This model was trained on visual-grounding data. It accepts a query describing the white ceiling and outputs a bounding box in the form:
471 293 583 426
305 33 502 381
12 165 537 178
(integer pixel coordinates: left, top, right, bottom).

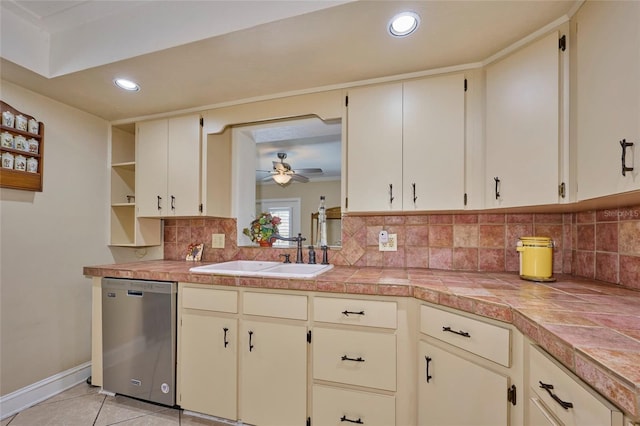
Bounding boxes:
0 0 580 183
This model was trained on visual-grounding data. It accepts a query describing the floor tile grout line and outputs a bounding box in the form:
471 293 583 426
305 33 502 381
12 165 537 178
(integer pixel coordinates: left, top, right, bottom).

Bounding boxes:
92 393 108 426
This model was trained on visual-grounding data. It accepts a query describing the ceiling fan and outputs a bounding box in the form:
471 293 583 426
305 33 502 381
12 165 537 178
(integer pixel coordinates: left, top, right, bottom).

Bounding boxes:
259 152 323 186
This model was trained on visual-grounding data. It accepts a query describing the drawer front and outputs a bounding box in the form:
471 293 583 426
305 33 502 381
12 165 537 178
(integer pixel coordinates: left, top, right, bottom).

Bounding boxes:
182 287 238 313
529 345 623 426
313 327 396 391
420 305 510 367
313 297 397 329
313 385 395 426
243 291 307 320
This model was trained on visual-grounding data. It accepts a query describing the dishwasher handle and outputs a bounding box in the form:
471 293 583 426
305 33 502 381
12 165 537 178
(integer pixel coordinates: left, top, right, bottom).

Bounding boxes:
127 290 144 297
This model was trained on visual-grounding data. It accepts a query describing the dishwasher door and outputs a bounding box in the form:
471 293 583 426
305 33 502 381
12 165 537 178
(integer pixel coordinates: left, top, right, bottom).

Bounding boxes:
102 278 177 406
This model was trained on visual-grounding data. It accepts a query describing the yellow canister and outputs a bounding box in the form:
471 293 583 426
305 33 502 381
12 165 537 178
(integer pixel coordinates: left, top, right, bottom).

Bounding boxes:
516 237 555 282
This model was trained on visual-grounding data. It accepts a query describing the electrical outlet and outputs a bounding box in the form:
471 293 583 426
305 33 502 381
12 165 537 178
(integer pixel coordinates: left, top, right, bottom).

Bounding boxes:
379 233 397 251
211 233 225 249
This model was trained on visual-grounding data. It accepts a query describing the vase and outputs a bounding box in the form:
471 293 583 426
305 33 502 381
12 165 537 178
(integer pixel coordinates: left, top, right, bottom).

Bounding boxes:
258 240 272 247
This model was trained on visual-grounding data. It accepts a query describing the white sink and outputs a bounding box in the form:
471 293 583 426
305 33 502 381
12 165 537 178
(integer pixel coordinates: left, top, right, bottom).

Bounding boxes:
189 260 280 275
189 260 333 278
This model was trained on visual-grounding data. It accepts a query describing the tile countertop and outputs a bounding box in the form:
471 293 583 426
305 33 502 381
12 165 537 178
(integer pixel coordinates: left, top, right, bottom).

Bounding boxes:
84 260 640 418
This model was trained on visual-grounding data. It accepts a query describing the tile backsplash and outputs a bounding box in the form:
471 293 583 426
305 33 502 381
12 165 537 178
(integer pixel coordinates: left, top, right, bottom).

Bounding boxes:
164 204 640 291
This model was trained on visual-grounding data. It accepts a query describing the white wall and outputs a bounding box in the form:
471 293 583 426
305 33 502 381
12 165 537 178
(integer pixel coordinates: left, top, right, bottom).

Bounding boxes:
0 81 143 396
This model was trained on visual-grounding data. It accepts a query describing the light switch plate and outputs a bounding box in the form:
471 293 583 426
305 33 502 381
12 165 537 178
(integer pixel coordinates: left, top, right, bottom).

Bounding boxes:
211 233 225 249
379 233 397 251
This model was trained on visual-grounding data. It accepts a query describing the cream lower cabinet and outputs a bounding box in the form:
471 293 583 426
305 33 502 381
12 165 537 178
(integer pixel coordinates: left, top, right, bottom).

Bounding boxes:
311 296 404 425
526 343 623 426
178 286 238 420
239 292 308 426
418 304 523 426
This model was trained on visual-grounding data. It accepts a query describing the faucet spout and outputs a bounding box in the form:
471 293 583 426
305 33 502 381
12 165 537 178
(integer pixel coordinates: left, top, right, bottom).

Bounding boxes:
270 233 306 263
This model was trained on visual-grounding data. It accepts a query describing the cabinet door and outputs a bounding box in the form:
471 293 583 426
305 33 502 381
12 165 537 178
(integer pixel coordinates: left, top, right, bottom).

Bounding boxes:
485 31 561 208
418 341 508 426
180 313 237 420
576 1 640 200
347 83 403 212
239 320 307 426
167 115 202 216
404 74 466 210
136 119 168 217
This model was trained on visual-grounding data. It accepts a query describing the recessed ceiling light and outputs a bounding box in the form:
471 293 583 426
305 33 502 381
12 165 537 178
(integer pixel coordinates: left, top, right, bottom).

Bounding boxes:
388 12 420 37
114 78 140 92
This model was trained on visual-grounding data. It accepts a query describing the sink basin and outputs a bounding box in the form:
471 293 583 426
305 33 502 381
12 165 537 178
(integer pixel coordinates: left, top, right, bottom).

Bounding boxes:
259 263 333 278
189 260 333 278
189 260 280 275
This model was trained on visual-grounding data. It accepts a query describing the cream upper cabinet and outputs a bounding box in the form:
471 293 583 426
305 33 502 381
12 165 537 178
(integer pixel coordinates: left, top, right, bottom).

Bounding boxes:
347 74 466 212
403 74 466 210
485 31 565 208
347 82 403 212
136 114 202 217
575 1 640 200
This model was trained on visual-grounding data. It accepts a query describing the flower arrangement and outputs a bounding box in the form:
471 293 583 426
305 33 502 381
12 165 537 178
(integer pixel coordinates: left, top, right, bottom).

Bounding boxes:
243 212 281 245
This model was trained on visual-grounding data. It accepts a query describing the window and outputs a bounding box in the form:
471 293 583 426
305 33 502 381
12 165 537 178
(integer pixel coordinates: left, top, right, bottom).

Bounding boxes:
256 198 301 247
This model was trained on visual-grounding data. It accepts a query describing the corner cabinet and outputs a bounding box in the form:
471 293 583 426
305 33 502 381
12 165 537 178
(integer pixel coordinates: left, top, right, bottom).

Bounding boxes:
346 73 466 212
575 1 640 200
1 101 44 191
109 124 160 246
418 304 524 426
136 114 203 217
485 30 567 208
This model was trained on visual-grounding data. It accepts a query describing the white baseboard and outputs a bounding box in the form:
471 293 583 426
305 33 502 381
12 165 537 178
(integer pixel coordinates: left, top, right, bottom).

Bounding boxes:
0 362 92 420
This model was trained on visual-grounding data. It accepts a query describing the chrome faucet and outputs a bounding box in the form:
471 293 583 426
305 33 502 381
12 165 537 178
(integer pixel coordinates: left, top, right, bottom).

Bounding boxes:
270 233 306 263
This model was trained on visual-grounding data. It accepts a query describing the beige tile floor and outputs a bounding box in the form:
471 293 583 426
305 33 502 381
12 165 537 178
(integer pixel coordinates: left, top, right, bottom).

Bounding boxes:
1 382 231 426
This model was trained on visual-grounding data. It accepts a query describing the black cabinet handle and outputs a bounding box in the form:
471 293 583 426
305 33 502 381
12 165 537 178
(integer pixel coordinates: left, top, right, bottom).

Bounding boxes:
412 183 417 203
620 139 634 176
341 355 365 362
223 327 229 348
389 184 394 204
248 330 254 352
494 177 501 199
539 381 573 410
340 415 363 424
442 326 471 338
157 195 162 210
341 310 365 316
171 195 176 210
425 356 433 383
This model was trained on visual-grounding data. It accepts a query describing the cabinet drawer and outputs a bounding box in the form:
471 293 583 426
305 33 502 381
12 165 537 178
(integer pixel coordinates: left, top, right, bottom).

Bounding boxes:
420 305 510 367
313 385 395 426
313 297 397 329
529 345 623 426
182 287 237 313
313 327 396 391
243 292 307 320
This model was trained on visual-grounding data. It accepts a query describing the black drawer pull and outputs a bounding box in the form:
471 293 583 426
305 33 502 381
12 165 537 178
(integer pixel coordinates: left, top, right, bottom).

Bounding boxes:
341 355 365 362
425 356 433 383
157 195 162 210
223 327 229 348
248 330 254 352
539 381 573 410
341 310 365 316
340 415 364 424
442 326 470 338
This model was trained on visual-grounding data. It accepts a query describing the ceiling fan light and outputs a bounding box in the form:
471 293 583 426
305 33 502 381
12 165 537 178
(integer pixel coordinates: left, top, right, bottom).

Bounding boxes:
273 174 292 185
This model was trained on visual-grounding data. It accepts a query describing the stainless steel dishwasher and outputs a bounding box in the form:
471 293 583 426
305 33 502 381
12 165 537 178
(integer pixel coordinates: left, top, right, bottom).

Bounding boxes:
102 278 177 406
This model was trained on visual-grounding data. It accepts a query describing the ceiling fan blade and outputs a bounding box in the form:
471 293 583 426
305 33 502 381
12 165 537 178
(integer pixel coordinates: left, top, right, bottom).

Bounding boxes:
294 168 323 174
290 173 309 183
